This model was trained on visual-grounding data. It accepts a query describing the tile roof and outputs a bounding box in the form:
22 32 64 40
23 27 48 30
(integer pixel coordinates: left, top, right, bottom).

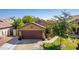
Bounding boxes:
0 20 12 29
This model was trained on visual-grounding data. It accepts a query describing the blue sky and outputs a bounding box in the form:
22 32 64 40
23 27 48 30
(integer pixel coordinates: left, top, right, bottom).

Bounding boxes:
0 9 79 19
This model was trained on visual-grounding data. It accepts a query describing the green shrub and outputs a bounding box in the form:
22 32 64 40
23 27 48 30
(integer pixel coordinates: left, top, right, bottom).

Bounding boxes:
43 43 60 50
43 43 53 50
43 38 61 50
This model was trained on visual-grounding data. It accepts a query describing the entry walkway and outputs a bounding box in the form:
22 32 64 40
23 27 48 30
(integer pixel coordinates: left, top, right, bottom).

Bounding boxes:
43 36 59 43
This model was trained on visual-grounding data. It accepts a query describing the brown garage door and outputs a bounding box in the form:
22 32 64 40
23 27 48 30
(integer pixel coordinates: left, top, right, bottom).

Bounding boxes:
22 30 43 39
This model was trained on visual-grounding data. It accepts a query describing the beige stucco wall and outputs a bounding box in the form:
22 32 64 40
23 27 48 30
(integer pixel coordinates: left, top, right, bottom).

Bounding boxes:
13 29 18 36
0 28 11 37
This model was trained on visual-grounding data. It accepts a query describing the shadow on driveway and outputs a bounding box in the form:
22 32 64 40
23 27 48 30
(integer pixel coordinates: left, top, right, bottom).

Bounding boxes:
7 37 41 45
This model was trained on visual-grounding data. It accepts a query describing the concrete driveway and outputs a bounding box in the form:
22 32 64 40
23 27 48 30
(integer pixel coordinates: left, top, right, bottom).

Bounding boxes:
14 39 43 50
0 37 43 50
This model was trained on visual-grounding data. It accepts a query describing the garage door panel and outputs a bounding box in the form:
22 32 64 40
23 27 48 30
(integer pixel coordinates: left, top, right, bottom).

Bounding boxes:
22 30 42 39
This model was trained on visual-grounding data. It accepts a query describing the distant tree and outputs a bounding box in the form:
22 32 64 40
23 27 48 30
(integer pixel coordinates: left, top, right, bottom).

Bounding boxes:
22 16 37 23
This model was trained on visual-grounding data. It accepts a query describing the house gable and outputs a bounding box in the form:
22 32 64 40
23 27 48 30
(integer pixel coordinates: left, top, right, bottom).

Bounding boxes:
19 23 45 30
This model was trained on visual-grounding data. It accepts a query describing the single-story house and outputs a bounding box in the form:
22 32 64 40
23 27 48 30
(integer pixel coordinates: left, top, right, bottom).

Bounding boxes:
17 22 46 40
0 20 12 37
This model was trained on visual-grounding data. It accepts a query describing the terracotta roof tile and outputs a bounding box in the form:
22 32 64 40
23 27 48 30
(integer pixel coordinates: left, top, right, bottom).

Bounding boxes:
0 20 12 28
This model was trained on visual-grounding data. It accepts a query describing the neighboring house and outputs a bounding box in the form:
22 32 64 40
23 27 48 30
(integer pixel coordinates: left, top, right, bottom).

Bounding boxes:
69 15 79 23
17 22 46 40
70 15 79 34
35 19 47 26
0 20 12 37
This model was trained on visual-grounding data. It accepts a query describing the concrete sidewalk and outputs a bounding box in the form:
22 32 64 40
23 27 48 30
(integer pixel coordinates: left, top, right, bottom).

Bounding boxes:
0 43 16 50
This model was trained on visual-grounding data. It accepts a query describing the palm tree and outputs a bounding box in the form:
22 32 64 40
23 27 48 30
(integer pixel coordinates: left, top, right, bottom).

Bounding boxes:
12 18 24 29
